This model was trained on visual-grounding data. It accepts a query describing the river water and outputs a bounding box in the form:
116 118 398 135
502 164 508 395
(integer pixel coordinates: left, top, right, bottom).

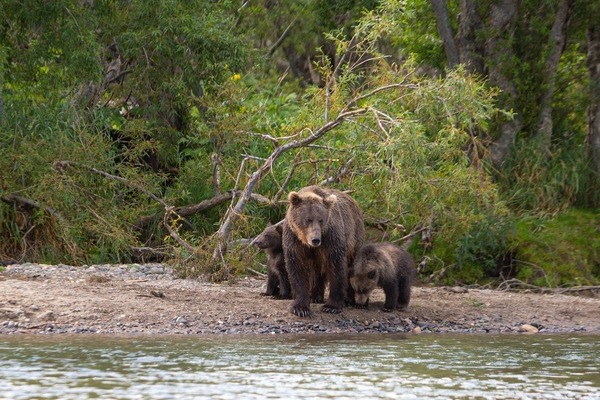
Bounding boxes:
1 334 598 399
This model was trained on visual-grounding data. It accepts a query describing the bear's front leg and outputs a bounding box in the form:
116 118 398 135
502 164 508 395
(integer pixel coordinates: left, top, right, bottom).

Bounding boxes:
321 257 346 314
265 272 280 297
381 281 399 312
290 288 311 317
310 270 326 303
276 275 293 300
286 260 312 316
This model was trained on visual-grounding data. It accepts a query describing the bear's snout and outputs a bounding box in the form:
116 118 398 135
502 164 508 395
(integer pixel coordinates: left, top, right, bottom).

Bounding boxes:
311 237 321 246
355 293 369 306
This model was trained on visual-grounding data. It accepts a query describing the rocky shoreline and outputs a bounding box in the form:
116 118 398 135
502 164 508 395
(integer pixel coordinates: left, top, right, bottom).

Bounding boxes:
1 263 599 335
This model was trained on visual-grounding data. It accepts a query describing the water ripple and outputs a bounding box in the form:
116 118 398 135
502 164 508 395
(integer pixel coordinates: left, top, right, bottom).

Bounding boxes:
0 334 598 399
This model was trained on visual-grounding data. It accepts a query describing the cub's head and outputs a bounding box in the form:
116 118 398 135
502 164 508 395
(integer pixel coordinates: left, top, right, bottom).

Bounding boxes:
350 246 380 306
287 190 336 248
253 223 283 251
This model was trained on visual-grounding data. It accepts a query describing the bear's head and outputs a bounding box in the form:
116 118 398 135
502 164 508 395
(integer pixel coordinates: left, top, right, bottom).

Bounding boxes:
287 190 337 248
349 247 380 306
253 223 283 251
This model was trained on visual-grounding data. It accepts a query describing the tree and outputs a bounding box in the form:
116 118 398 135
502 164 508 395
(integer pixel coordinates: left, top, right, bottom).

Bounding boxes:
587 19 600 206
536 0 574 150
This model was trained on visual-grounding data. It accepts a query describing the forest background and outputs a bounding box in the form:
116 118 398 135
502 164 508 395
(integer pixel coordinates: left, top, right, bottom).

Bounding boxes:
1 0 598 288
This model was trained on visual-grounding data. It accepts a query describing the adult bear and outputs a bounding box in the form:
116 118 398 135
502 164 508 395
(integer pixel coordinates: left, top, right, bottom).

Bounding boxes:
283 185 364 317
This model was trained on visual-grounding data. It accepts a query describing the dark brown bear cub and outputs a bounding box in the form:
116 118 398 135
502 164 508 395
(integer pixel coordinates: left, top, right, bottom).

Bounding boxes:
283 185 364 317
253 223 292 299
350 242 415 312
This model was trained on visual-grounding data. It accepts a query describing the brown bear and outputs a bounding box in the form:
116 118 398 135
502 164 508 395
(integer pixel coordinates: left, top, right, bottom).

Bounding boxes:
349 242 415 312
283 185 364 317
253 223 292 299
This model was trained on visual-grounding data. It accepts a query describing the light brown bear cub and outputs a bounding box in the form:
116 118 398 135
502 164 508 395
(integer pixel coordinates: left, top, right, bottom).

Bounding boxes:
283 185 364 317
350 242 415 312
253 223 292 299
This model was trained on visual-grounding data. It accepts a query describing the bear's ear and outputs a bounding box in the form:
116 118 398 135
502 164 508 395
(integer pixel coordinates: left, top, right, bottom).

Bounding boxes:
324 194 337 208
274 223 283 234
288 191 302 206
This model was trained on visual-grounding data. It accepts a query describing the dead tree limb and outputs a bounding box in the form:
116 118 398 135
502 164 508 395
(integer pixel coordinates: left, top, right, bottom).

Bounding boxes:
55 161 169 208
211 153 221 195
163 206 196 254
134 190 277 230
213 107 368 261
497 278 600 296
1 193 70 227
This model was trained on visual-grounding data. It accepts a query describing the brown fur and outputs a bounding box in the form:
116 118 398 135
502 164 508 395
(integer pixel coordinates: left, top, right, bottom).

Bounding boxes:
350 242 415 312
254 223 291 299
283 185 364 317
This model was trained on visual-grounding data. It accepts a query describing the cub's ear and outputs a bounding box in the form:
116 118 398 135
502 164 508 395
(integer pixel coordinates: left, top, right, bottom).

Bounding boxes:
324 194 337 208
274 223 283 234
288 191 302 206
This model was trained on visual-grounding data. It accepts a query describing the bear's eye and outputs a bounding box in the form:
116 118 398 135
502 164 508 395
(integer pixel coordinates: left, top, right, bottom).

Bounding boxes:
306 218 313 224
318 218 323 224
367 270 376 279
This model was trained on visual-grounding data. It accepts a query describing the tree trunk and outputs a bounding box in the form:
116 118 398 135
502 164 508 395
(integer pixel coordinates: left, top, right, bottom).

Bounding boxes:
536 0 574 149
430 0 459 67
587 24 600 206
484 0 522 168
456 0 485 74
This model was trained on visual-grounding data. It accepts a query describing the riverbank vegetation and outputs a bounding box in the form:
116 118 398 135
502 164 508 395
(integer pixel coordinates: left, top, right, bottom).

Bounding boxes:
1 0 598 287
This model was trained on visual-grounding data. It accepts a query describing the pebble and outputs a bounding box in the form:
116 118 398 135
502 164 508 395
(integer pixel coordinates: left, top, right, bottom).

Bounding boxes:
519 324 539 334
1 263 592 336
3 263 173 281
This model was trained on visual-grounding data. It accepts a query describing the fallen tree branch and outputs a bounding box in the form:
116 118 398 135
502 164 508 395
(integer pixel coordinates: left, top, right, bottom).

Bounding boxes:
55 161 168 208
135 190 278 230
1 193 70 227
497 278 600 296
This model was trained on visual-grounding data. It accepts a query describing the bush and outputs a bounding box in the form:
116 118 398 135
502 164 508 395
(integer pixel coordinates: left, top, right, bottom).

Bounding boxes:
513 209 600 287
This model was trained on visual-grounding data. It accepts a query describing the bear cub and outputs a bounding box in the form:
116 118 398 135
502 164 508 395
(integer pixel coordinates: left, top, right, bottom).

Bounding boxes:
253 223 292 299
350 242 415 312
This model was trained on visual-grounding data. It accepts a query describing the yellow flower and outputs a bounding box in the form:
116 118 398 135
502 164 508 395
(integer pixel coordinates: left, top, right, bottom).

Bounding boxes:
232 73 241 81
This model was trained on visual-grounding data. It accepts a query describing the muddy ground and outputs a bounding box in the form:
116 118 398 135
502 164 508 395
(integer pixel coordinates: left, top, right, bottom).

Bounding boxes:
1 263 598 335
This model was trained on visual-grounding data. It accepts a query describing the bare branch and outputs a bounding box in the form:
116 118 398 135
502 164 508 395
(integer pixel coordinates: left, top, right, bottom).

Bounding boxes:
268 17 297 57
273 153 300 203
319 158 355 186
345 83 418 110
55 161 168 208
163 206 196 253
211 153 221 195
1 193 70 227
213 107 368 260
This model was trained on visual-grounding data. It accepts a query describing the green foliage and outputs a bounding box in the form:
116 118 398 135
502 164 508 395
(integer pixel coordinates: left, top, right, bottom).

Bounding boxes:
497 140 587 215
513 209 600 286
0 0 249 264
0 0 596 289
384 0 450 70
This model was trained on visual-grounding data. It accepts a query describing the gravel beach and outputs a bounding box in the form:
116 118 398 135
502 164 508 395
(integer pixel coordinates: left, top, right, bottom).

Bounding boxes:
1 263 599 335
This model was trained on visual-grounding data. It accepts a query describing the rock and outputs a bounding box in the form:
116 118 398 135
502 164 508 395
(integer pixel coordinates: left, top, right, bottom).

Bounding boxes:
519 324 539 334
0 308 23 320
447 286 469 294
38 311 55 321
413 326 422 334
173 316 189 326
